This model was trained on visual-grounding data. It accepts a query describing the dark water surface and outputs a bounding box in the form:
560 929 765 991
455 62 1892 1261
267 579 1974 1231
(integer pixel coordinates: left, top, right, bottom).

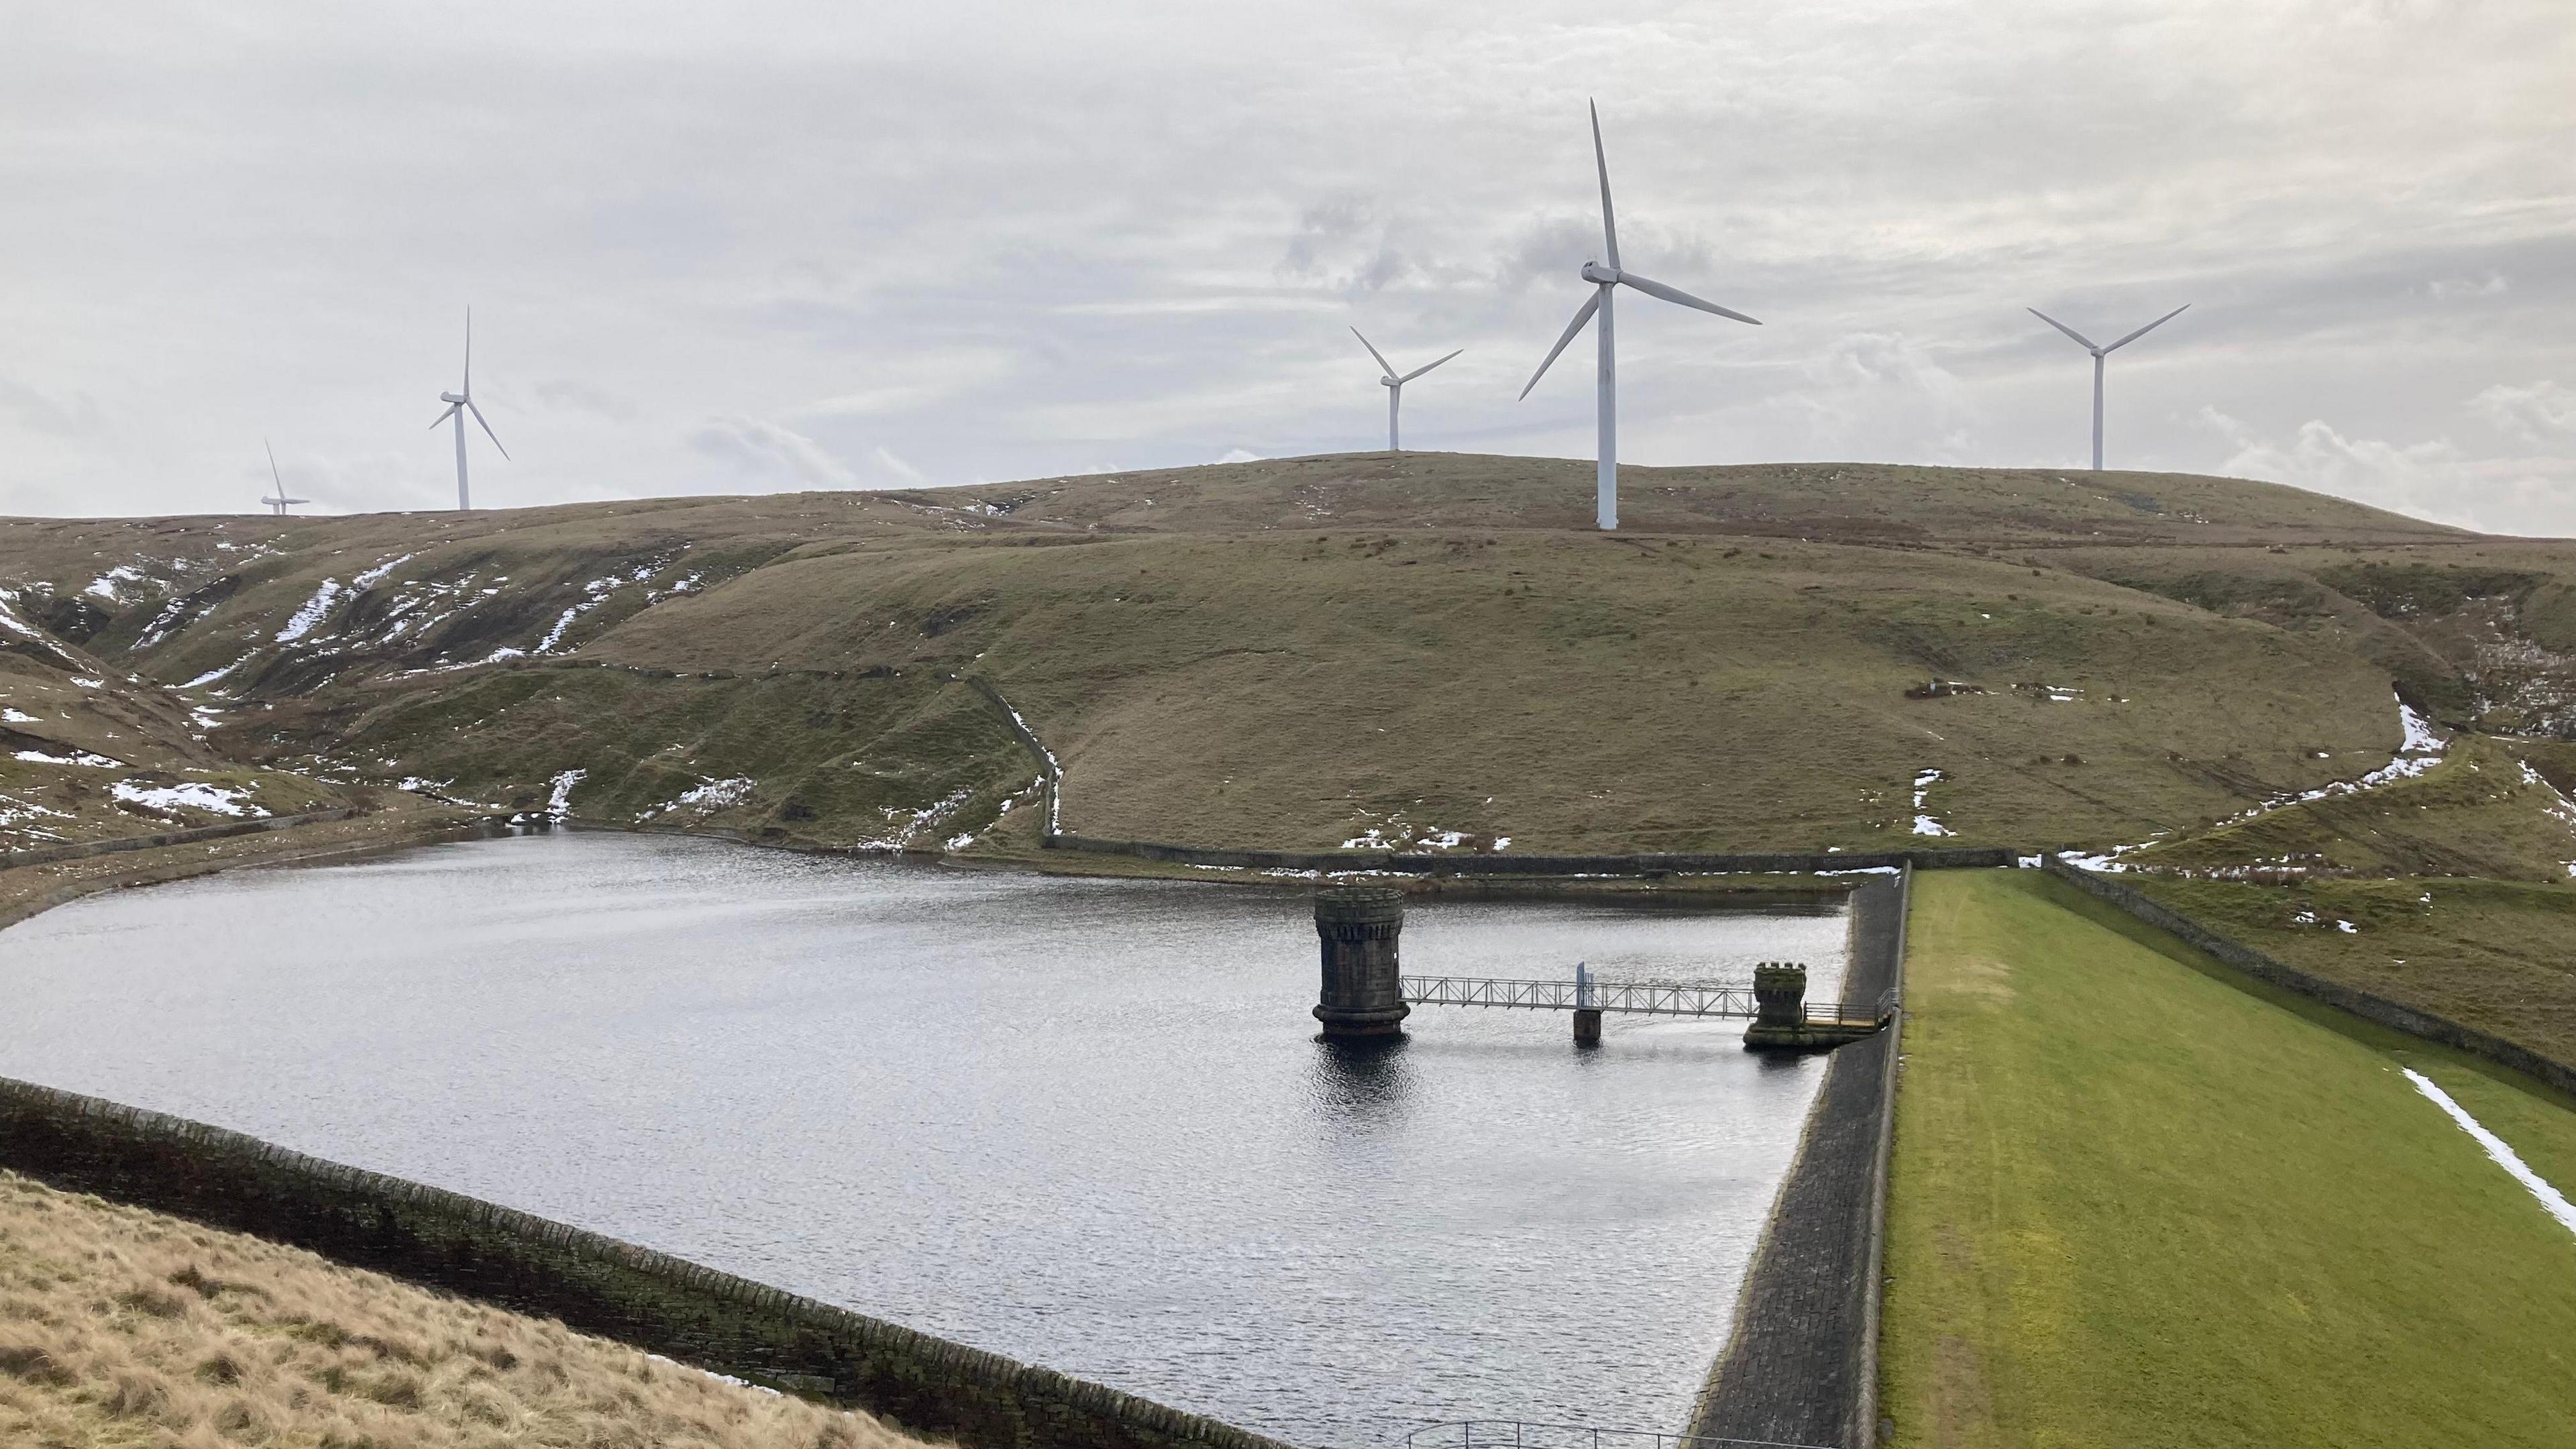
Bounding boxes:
0 832 1849 1447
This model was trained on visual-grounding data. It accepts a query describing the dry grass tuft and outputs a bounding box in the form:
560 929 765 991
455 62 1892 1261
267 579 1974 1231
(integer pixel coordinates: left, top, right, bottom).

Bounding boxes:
0 1169 942 1448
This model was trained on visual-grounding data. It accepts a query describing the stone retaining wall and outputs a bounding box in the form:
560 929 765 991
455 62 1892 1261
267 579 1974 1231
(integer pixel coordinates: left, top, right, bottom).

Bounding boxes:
1687 868 1910 1449
1045 831 2010 877
2039 856 2576 1097
0 1077 1295 1449
0 806 358 870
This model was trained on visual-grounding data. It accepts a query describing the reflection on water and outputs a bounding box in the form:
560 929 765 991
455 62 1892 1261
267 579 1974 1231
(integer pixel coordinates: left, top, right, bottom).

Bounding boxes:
0 833 1848 1448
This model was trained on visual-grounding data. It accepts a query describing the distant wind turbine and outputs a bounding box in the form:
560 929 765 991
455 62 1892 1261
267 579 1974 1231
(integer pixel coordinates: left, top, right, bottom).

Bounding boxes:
1521 100 1760 531
260 439 307 517
427 309 506 510
1350 329 1460 452
2027 303 2189 471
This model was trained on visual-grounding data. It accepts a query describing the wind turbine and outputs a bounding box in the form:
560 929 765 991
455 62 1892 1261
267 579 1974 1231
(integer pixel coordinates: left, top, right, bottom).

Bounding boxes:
1350 329 1460 452
1521 101 1760 531
427 309 506 510
260 439 307 517
2027 303 2189 471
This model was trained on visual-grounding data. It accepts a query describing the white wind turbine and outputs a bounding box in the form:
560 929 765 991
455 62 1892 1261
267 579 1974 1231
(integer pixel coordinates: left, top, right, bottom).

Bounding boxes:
260 439 308 517
2027 303 2189 471
1521 101 1760 531
1350 329 1461 452
427 309 506 510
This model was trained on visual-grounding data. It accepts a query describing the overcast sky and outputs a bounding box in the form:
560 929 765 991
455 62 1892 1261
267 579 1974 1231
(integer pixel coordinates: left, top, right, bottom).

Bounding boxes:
3 1 2571 533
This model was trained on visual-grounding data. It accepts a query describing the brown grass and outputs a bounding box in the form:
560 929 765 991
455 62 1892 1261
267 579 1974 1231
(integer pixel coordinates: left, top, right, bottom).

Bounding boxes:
0 1169 938 1449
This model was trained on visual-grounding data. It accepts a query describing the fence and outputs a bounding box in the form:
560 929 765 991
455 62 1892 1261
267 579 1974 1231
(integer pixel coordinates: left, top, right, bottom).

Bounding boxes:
1399 1419 1829 1449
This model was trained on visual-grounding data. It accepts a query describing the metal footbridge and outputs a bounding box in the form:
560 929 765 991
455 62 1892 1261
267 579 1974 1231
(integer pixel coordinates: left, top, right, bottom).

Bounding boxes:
1400 964 1886 1028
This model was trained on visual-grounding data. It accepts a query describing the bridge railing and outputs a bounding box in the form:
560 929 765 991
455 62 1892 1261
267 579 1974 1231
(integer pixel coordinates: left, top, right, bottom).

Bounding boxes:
1399 975 1761 1018
1398 1418 1831 1449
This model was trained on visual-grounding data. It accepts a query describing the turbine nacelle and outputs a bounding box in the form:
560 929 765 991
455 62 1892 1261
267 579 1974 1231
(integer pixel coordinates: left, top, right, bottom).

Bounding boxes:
439 390 467 404
1580 262 1620 285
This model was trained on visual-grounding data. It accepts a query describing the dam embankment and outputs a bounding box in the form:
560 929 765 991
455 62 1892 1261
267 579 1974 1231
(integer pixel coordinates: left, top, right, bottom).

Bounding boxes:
1689 869 1908 1449
0 1074 1294 1449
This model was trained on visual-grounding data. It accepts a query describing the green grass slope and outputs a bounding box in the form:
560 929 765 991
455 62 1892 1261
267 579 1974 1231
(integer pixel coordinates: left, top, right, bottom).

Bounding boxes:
0 455 2566 855
1882 871 2576 1446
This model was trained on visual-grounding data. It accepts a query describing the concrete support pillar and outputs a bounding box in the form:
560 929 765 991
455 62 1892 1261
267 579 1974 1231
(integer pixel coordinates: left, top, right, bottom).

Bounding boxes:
1572 1009 1602 1046
1313 887 1409 1038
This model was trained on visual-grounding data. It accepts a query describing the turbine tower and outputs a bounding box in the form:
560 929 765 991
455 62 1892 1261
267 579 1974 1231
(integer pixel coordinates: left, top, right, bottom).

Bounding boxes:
260 439 308 517
2027 303 2189 471
428 309 506 510
1350 329 1460 452
1521 101 1760 531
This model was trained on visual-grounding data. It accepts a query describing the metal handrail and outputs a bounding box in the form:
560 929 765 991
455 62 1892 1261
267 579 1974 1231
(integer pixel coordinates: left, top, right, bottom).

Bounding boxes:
1400 975 1762 1018
1397 1417 1833 1449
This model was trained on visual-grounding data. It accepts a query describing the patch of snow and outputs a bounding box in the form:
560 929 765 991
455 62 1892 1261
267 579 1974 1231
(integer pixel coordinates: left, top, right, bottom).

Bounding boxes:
352 553 418 589
1 707 36 723
69 677 103 690
2334 919 2358 934
396 776 455 796
85 565 148 602
478 646 527 664
15 747 121 767
182 653 254 688
1493 837 1511 851
641 776 754 820
546 768 587 819
1910 768 1953 837
274 579 343 643
111 779 264 817
2405 1069 2576 1237
2398 701 2443 754
0 791 74 826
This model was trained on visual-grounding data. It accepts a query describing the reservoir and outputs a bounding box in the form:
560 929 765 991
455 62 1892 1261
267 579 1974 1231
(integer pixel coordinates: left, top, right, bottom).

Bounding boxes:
0 831 1848 1448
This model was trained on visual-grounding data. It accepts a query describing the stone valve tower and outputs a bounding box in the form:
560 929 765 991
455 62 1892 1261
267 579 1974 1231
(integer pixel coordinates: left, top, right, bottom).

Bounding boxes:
1312 887 1409 1038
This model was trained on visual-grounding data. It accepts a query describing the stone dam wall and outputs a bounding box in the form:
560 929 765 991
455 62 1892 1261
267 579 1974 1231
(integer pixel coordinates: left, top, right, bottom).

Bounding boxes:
0 806 358 871
1046 832 2011 877
0 1077 1295 1449
1688 868 1910 1449
2039 856 2576 1098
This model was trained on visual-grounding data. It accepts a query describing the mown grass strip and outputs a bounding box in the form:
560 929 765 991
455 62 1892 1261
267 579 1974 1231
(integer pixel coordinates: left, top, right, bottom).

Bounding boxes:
1880 870 2576 1447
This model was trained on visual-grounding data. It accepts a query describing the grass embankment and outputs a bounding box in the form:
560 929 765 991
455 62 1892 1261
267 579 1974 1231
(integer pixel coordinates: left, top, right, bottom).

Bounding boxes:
0 1170 929 1449
1880 871 2576 1446
2130 874 2576 1070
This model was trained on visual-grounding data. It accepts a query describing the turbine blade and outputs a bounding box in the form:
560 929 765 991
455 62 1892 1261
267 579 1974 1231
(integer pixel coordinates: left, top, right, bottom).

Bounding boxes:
2102 303 2190 353
264 437 283 490
429 404 460 430
1589 99 1619 270
467 399 508 459
1399 349 1462 383
2027 307 2098 350
1519 290 1602 400
1617 272 1760 325
1350 327 1396 380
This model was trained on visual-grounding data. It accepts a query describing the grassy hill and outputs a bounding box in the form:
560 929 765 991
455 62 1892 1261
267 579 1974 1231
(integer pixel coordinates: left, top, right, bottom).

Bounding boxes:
0 1169 925 1449
0 453 2567 857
